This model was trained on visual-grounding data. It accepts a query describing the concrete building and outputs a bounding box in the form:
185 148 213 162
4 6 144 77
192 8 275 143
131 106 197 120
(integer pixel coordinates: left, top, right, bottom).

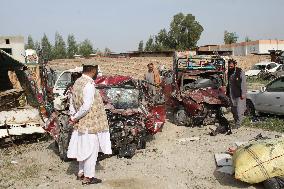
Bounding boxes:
201 40 284 56
0 36 25 62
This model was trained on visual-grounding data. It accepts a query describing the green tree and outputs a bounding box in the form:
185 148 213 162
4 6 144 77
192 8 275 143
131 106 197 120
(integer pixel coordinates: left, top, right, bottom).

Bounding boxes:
41 34 53 60
224 30 238 44
34 41 41 56
53 32 67 59
104 47 111 56
144 36 155 51
139 13 203 51
155 29 171 50
138 40 144 52
67 34 78 59
25 35 35 49
79 39 93 57
168 13 203 50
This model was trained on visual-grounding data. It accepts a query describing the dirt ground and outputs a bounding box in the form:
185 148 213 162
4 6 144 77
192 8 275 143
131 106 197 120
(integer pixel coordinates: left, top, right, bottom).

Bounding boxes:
0 113 280 189
48 55 270 80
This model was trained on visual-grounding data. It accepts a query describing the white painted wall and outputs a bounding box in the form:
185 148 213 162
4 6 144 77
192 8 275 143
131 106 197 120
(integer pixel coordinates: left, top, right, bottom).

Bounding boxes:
217 41 284 56
0 36 25 62
259 44 284 54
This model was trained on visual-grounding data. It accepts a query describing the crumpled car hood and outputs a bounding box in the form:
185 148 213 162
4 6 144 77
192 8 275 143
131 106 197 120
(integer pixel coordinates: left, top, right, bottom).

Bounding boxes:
183 88 224 104
95 76 133 87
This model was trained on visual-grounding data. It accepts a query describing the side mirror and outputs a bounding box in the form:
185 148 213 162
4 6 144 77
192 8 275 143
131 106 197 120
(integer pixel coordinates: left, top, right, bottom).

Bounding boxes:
260 86 266 92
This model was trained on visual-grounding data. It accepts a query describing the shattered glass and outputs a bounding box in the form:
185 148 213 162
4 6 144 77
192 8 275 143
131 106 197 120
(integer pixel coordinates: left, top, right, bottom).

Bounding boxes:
105 88 139 109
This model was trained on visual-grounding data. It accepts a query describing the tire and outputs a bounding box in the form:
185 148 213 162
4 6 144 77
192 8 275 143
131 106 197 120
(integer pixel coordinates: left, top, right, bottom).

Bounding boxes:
245 100 255 117
137 138 146 150
56 114 72 162
174 108 191 126
58 131 71 162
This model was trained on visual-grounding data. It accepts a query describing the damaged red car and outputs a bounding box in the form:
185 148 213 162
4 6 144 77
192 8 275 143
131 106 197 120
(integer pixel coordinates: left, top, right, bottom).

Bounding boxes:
45 73 166 161
162 51 230 131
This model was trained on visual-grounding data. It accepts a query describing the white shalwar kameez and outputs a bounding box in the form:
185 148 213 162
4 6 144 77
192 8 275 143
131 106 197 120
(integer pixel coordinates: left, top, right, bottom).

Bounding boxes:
67 74 112 178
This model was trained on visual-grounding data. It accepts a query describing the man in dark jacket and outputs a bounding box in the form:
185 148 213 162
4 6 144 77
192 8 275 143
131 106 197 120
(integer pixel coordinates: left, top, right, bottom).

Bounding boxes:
227 59 247 129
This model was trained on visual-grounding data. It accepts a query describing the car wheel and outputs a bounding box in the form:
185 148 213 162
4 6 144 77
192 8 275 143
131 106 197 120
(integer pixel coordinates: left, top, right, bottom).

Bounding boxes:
56 114 72 162
245 100 255 117
137 138 146 150
58 131 70 162
174 108 192 126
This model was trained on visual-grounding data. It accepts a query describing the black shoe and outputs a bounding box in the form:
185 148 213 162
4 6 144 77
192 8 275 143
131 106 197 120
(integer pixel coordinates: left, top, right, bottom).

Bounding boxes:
226 130 232 135
82 178 102 185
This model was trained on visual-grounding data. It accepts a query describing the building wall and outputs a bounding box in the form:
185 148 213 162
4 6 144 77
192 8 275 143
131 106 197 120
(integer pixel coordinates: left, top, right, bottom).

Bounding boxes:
259 40 284 54
0 36 25 62
215 40 284 56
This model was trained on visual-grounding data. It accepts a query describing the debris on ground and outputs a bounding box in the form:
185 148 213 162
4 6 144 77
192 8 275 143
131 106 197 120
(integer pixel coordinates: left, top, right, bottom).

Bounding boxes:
177 137 200 143
215 153 232 167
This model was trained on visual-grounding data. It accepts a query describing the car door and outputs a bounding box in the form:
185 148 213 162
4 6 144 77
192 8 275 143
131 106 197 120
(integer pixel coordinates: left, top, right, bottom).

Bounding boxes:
255 78 284 114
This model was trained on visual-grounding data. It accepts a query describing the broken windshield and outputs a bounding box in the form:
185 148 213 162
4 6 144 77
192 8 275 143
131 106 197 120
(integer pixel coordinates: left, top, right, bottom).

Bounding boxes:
105 88 139 109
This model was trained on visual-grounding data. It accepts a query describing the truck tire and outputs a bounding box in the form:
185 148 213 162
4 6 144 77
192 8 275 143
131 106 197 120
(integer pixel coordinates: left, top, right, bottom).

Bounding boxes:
57 114 72 162
58 131 71 162
245 100 255 117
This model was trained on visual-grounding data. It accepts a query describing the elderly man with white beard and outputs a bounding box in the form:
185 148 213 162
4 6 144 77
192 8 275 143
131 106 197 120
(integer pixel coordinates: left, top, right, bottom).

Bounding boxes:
67 65 112 185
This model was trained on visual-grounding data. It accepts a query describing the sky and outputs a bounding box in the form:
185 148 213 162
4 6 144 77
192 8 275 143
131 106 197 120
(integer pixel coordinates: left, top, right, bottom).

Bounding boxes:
1 0 283 52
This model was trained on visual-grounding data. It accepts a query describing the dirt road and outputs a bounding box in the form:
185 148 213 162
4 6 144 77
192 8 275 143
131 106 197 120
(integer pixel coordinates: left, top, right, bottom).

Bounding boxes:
0 116 279 189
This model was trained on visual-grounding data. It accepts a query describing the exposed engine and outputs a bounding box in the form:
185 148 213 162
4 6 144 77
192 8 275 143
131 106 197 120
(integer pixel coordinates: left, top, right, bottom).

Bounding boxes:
107 110 147 158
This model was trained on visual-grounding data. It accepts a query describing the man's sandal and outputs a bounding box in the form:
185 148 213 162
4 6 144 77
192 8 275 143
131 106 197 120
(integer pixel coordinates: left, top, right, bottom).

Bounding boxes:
82 177 102 185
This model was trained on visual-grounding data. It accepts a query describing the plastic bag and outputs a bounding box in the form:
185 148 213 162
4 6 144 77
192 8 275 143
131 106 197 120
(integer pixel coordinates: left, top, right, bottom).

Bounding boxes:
233 138 284 184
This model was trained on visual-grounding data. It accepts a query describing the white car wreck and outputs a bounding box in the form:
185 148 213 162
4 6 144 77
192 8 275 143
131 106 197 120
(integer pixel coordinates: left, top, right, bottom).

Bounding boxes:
53 66 102 97
0 50 45 139
246 76 284 115
245 62 281 77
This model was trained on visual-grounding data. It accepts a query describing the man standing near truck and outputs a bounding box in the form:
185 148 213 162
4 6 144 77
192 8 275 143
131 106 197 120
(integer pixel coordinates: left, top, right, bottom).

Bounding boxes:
144 63 161 95
227 59 247 129
67 65 112 185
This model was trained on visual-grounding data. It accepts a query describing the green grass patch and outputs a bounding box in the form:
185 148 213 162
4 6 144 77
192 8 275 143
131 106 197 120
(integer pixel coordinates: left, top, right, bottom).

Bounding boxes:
0 158 41 188
243 116 284 133
246 77 271 85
